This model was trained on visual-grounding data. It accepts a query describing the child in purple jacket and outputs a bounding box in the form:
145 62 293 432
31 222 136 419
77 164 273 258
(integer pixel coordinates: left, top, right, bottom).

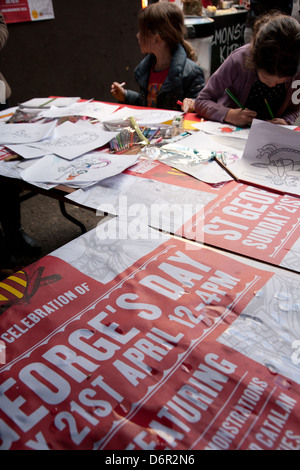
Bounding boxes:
194 12 300 127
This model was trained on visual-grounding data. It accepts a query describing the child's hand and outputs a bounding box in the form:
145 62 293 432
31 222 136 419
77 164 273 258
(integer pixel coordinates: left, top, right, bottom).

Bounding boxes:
269 118 287 125
111 82 126 102
181 98 195 113
225 108 257 127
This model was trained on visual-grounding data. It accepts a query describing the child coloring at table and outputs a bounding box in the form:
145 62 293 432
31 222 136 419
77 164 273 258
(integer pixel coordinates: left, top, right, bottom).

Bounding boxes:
194 12 300 127
110 2 205 112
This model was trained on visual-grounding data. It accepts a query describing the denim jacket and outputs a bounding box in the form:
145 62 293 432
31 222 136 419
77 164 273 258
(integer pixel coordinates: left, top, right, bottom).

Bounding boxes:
125 44 205 110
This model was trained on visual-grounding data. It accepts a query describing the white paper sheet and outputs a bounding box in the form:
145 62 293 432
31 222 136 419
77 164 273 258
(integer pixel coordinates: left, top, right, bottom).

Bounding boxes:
27 0 55 21
29 121 117 160
193 120 251 139
66 172 216 234
0 160 23 179
20 97 80 108
42 101 119 120
157 131 243 184
20 151 140 184
5 144 51 159
231 119 300 196
169 130 245 157
103 106 182 126
0 121 56 144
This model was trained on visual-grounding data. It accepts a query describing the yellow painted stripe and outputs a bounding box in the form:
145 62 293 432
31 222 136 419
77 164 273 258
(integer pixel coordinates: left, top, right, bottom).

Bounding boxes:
0 282 23 298
0 294 8 301
8 275 27 287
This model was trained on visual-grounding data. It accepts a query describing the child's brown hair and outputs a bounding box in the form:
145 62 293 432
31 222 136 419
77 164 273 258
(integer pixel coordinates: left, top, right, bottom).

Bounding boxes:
247 12 300 77
138 2 197 62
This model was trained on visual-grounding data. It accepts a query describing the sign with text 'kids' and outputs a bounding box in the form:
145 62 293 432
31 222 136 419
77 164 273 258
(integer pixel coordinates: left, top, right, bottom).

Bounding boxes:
0 0 54 23
0 219 299 450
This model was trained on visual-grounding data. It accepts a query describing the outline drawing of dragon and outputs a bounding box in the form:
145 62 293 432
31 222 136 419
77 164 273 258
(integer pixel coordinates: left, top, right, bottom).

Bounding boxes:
250 144 300 187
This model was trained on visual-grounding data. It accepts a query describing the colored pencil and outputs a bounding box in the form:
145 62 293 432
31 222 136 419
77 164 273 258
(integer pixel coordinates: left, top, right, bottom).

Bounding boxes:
264 98 274 119
225 88 244 110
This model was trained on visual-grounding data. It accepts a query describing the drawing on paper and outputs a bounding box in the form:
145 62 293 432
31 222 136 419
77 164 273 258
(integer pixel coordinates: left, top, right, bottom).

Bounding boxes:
45 131 100 148
219 125 243 134
219 273 300 384
250 144 300 187
3 128 44 142
58 157 111 181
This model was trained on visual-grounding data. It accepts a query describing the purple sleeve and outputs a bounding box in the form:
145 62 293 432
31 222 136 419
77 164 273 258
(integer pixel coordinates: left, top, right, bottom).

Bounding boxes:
194 46 253 122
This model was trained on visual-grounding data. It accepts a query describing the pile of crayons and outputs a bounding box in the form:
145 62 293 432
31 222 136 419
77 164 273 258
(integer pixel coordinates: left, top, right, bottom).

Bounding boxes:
109 126 165 153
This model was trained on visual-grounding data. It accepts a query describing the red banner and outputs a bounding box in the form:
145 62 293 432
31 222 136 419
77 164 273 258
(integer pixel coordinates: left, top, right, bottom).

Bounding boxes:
1 227 299 450
126 160 300 271
187 183 300 268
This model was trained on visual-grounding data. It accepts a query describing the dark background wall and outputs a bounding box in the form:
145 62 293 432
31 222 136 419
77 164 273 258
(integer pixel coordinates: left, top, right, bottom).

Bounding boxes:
0 0 143 106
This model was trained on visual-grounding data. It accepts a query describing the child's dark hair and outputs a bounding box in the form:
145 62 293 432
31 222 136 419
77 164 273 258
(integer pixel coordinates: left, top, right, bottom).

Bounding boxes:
247 12 300 77
138 2 197 62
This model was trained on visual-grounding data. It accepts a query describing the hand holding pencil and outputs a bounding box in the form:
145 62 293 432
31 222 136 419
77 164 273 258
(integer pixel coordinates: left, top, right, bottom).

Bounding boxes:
111 81 126 102
264 98 287 125
225 107 257 127
225 88 257 127
177 98 195 114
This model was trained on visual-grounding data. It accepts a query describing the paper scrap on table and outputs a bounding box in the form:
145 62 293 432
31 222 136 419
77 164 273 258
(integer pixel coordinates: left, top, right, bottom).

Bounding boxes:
178 129 245 155
231 119 300 196
20 97 80 108
0 159 55 190
20 150 140 185
42 101 119 120
66 172 216 233
103 106 182 126
29 121 118 160
193 119 251 140
0 159 23 179
5 144 51 159
0 121 56 144
158 130 242 184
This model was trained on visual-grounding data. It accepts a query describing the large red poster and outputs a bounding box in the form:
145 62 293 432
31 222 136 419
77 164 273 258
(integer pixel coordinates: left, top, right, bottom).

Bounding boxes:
126 162 300 272
0 219 299 450
125 160 300 272
184 182 300 271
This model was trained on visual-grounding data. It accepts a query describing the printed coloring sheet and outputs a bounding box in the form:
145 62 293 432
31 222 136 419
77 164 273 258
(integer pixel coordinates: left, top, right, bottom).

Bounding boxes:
66 171 216 233
20 151 140 185
158 130 243 184
0 121 55 144
193 119 251 140
231 120 300 196
29 121 117 159
103 106 182 126
42 101 119 121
